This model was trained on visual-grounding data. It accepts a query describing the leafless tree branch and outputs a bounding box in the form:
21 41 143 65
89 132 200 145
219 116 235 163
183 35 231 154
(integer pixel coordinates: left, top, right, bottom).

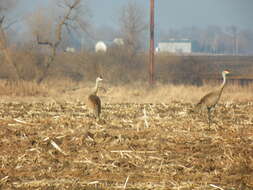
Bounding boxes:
2 18 19 30
36 35 54 47
119 1 148 55
36 0 85 83
0 16 19 80
0 16 4 26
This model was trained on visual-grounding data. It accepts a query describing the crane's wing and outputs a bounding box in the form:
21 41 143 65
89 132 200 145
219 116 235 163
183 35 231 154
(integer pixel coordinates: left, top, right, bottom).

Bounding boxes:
196 90 220 109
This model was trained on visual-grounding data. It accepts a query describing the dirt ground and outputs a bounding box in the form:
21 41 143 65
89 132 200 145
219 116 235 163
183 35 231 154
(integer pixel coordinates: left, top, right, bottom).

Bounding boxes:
0 100 252 189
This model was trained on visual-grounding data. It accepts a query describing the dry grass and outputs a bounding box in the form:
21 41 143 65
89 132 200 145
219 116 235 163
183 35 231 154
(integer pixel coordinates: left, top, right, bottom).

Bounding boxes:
0 100 252 189
0 80 49 97
0 80 253 104
0 80 253 189
71 81 253 104
1 35 253 189
3 50 253 85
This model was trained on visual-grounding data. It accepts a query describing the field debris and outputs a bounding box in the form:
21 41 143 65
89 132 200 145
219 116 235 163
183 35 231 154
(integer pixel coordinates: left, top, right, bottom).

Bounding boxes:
142 108 149 128
209 184 225 190
123 175 130 189
0 101 252 189
50 139 68 156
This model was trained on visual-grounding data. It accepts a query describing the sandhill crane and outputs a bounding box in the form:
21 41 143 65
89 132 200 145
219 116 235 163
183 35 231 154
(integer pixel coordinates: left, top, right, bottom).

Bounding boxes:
196 70 230 127
87 76 103 119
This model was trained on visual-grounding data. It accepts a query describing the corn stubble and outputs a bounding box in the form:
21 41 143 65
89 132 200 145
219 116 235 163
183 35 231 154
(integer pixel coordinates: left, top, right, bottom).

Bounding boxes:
0 101 252 190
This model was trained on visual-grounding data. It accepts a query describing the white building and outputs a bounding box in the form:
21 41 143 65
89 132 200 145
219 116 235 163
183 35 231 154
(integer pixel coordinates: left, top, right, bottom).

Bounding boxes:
156 39 192 54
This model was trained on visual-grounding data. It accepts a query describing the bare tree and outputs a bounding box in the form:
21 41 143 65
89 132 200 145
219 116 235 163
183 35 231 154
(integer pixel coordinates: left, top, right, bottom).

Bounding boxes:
0 0 16 13
239 29 253 54
226 26 238 55
0 0 20 80
119 1 148 55
35 0 90 83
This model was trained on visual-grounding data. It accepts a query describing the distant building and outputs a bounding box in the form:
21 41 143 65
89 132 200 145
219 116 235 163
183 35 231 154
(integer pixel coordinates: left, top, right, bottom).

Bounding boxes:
65 47 76 53
156 39 192 54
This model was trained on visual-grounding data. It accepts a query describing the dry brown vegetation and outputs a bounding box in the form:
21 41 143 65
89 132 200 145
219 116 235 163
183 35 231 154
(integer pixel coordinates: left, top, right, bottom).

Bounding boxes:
0 49 253 190
0 79 253 103
0 99 252 189
1 1 253 188
0 79 253 189
2 49 253 85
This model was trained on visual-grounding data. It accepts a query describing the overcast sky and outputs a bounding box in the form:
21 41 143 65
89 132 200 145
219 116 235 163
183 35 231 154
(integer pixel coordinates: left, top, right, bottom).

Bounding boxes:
16 0 253 30
90 0 253 29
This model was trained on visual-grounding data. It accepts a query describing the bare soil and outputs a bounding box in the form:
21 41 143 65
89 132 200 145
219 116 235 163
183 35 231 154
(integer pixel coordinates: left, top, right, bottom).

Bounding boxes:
0 100 252 189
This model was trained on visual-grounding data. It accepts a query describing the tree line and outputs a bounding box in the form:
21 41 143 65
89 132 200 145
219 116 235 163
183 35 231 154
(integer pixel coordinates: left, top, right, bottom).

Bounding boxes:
159 26 253 55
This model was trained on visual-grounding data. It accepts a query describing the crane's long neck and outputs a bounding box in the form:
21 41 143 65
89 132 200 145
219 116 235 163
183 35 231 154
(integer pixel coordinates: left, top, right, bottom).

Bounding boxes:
219 72 227 96
221 72 226 89
92 80 100 95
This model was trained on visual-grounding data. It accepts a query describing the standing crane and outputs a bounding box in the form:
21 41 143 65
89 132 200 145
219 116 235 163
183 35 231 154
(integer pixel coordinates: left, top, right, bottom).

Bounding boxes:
87 76 103 119
196 70 230 127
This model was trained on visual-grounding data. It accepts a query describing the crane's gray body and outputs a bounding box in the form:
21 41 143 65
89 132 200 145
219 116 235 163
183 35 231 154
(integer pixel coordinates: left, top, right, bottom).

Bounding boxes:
196 87 224 110
87 77 103 119
195 71 229 127
87 94 101 118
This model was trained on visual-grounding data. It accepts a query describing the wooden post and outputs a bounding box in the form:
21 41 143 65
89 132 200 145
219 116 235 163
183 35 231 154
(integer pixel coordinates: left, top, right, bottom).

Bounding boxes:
149 0 155 86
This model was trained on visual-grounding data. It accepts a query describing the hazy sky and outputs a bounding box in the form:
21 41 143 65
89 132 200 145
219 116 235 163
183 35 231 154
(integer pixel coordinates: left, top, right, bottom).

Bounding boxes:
17 0 253 30
89 0 253 29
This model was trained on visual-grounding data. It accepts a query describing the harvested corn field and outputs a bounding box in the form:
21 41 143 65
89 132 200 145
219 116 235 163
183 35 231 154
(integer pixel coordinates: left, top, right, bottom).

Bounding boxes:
0 101 253 189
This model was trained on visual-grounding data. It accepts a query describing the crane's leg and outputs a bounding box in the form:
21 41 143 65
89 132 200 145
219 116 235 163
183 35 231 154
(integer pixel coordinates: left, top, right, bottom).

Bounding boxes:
94 109 100 121
207 108 212 129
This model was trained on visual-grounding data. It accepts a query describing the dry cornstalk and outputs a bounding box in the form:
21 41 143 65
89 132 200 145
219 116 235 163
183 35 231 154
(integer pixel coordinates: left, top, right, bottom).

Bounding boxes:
26 148 41 153
111 150 157 154
148 104 155 114
158 159 164 173
13 118 27 124
43 137 50 141
161 103 167 107
209 184 224 190
50 140 67 156
73 160 94 165
88 181 100 185
0 176 9 184
142 108 149 128
123 175 130 189
124 153 133 159
132 154 144 162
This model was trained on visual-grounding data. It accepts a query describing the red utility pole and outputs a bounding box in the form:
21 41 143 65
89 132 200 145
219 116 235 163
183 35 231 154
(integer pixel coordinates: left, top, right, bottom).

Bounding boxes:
149 0 155 86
